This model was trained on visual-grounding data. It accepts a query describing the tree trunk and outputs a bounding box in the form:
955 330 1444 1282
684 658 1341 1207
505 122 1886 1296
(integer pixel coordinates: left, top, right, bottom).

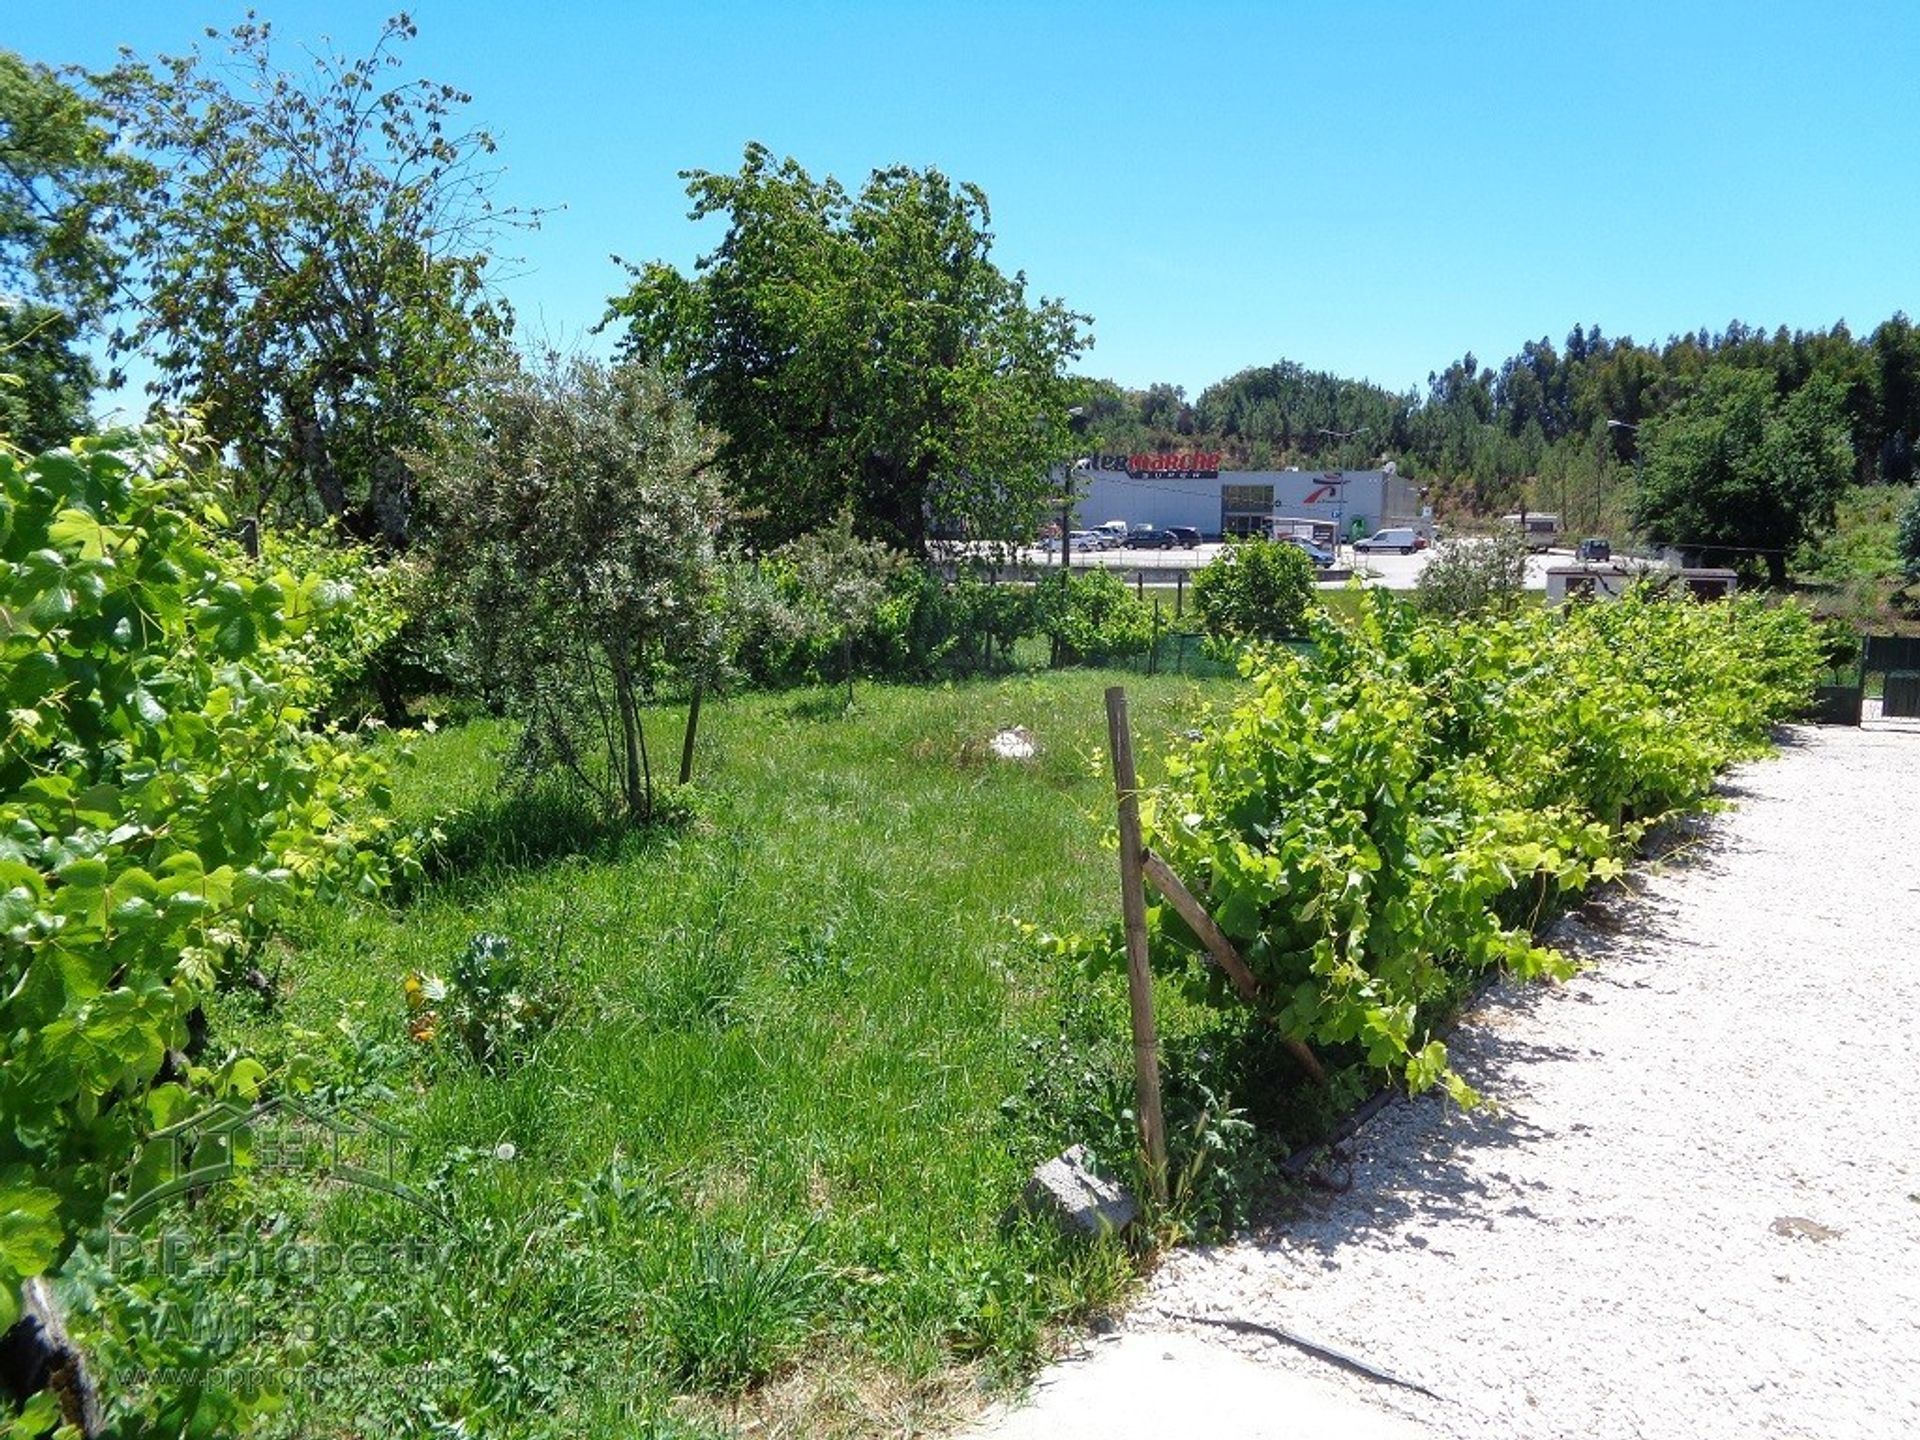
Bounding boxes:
1764 549 1788 588
843 633 855 708
678 683 703 786
0 1278 103 1437
613 659 649 822
371 657 409 729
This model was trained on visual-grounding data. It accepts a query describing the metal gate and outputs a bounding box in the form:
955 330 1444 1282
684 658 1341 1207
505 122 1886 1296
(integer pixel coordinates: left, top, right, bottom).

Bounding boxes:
1864 634 1920 721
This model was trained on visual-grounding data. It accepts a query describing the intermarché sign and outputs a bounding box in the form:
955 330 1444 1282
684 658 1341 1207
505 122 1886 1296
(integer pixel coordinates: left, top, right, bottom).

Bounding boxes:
1087 452 1222 479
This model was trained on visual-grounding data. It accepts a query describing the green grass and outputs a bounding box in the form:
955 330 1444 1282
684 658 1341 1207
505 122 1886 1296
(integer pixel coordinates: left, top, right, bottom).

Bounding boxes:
188 669 1253 1437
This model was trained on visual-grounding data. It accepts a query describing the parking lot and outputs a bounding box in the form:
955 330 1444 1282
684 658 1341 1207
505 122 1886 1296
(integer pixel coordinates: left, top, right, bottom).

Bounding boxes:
999 539 1561 592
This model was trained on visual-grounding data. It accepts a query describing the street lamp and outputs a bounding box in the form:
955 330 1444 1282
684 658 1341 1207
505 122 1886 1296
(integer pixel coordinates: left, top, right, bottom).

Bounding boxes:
1607 419 1643 534
1058 406 1087 572
1316 429 1369 552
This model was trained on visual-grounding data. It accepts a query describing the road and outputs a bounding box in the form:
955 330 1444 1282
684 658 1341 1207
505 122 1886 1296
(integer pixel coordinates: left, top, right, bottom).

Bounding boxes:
994 540 1563 591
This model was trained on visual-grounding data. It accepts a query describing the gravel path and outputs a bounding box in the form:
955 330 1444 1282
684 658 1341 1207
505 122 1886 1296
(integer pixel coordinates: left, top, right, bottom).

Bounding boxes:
1120 723 1920 1439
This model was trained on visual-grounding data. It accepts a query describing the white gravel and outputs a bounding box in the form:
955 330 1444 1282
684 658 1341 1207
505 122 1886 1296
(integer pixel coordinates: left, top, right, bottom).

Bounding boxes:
1123 723 1920 1440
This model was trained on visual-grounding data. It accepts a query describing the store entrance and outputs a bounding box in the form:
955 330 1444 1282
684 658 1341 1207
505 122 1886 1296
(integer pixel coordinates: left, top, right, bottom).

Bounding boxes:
1220 483 1274 538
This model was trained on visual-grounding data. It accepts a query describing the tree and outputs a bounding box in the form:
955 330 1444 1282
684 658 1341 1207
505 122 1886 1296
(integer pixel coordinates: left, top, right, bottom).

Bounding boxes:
607 143 1087 554
425 357 726 824
1897 485 1920 581
1880 427 1913 487
92 14 525 547
1 52 122 443
1190 538 1317 643
0 301 94 450
1631 368 1853 585
0 50 121 323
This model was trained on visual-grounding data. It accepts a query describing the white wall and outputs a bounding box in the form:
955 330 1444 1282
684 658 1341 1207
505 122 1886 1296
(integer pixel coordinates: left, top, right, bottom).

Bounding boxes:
1075 470 1393 537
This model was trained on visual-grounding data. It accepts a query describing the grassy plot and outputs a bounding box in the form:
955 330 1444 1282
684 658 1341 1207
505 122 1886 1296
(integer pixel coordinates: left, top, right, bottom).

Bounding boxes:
191 670 1242 1437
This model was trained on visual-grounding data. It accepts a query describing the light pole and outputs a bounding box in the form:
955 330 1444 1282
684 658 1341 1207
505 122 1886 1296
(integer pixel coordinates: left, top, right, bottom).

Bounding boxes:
1317 428 1369 554
1059 406 1086 572
1607 419 1642 536
1316 426 1369 463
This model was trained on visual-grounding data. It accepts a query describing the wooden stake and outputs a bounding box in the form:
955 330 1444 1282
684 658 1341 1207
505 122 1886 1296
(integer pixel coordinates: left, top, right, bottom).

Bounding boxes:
1105 686 1169 1205
1142 849 1328 1085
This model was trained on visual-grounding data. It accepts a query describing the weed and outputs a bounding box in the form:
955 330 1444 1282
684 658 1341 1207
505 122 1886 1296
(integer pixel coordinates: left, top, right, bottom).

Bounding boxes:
653 1226 828 1392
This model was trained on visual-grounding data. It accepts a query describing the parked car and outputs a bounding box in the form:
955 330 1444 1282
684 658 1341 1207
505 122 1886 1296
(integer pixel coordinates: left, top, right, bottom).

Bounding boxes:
1122 525 1174 549
1280 535 1335 567
1040 530 1101 554
1354 527 1420 555
1164 525 1202 548
1091 520 1130 548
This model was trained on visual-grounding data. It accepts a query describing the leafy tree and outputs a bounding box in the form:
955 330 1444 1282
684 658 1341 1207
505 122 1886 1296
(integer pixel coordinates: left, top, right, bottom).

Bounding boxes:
1190 538 1317 643
0 300 94 450
777 511 906 704
607 143 1087 554
92 14 525 546
1 52 122 446
1632 368 1853 585
425 357 726 824
1897 485 1920 581
0 50 121 323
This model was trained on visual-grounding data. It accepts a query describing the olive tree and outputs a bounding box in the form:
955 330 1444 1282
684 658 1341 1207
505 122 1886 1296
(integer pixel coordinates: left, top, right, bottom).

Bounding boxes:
1414 531 1530 617
427 357 726 823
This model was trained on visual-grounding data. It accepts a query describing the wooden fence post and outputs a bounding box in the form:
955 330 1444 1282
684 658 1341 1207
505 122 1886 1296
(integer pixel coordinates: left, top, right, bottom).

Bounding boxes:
1105 686 1169 1206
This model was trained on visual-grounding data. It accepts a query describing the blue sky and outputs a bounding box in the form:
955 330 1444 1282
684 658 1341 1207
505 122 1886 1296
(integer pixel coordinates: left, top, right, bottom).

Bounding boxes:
15 1 1920 404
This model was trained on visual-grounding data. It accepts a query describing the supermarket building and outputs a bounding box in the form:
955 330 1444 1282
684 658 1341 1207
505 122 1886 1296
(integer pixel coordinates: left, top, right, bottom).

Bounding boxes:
1072 452 1426 539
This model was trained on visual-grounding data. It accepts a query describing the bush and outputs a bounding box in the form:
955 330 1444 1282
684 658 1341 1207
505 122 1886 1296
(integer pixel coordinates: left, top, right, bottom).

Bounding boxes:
1034 568 1154 664
0 426 406 1431
254 525 412 719
1189 538 1316 643
1059 589 1821 1111
1414 531 1529 617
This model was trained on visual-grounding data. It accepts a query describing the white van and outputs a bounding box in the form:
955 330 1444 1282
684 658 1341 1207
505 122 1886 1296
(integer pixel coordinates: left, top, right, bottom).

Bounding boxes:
1354 527 1421 555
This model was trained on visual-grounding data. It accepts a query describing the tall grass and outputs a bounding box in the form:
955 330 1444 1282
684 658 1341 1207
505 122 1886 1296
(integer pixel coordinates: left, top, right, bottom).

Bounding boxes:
189 670 1230 1437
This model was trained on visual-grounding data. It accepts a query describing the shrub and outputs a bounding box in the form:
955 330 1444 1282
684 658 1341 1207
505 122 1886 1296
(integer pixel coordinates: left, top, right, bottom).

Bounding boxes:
1059 589 1821 1112
0 426 405 1430
776 511 905 704
254 525 412 719
1189 538 1316 642
1034 568 1153 664
1414 531 1529 617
